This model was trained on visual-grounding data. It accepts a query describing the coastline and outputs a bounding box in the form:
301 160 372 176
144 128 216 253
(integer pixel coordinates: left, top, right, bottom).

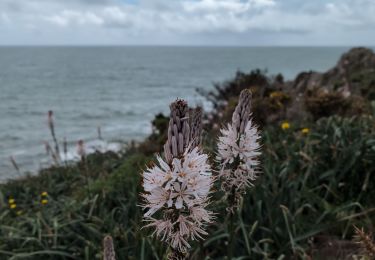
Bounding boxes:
1 46 360 178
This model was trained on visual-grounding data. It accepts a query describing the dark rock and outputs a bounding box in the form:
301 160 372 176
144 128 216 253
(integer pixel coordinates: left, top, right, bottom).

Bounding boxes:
285 47 375 121
290 47 375 94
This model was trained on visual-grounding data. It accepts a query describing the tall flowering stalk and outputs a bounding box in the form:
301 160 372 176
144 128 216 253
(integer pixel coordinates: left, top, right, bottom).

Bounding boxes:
47 110 61 163
103 235 116 260
217 89 261 211
9 156 21 176
353 226 375 258
141 100 214 259
77 140 91 198
63 137 68 165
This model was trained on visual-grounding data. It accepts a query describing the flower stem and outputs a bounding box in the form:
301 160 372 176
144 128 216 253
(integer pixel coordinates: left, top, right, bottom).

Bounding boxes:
228 211 235 260
227 186 238 259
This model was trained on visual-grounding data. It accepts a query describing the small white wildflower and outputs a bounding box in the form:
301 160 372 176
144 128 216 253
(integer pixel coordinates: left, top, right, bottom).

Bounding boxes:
144 218 174 241
142 187 170 217
190 205 214 224
170 232 191 253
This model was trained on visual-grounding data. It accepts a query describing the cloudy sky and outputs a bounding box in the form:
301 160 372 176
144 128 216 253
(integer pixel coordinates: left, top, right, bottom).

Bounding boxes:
0 0 374 46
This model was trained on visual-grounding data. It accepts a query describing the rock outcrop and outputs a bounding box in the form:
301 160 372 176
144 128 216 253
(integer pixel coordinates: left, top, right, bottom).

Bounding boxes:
285 47 375 122
289 47 375 95
203 47 375 126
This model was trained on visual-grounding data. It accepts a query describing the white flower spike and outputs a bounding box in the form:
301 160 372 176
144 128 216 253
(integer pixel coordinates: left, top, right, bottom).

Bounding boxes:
141 100 214 258
217 89 261 211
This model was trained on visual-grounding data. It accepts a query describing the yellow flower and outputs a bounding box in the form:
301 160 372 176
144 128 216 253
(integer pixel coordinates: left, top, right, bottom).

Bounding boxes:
270 91 282 98
10 203 17 209
16 210 23 216
281 122 290 130
41 192 48 197
41 199 48 205
301 128 310 134
8 198 15 204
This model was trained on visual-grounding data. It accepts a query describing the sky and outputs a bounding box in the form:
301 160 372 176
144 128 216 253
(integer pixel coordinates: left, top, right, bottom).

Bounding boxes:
0 0 374 46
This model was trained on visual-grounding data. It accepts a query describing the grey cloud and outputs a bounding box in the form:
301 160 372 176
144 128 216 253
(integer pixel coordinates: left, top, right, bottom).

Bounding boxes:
0 1 24 12
1 0 375 45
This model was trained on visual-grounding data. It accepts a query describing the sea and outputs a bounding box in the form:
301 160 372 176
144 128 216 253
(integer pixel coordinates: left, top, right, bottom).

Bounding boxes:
0 46 361 180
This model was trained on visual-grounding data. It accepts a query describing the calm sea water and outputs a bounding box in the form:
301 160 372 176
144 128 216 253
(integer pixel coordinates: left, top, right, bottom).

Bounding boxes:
0 46 357 180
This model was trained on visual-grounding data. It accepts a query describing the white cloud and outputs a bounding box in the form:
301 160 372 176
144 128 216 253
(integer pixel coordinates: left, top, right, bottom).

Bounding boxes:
43 0 294 33
45 10 103 27
1 0 375 45
183 0 275 13
102 7 132 27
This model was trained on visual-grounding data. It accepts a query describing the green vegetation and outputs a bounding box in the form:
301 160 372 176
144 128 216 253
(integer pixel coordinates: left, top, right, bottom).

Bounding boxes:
1 48 375 259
